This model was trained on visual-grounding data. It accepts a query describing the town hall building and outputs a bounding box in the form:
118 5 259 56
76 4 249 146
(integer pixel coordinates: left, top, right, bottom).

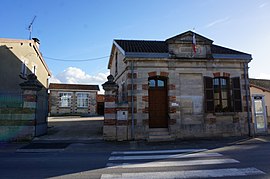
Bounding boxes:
102 31 252 141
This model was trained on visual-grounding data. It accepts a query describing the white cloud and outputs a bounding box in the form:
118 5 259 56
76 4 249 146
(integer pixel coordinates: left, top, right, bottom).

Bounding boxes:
259 2 268 8
49 75 61 83
205 17 230 28
257 73 270 80
50 67 109 94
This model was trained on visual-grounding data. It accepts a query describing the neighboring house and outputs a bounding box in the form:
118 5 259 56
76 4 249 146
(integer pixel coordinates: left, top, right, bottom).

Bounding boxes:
0 38 50 92
49 83 100 116
0 38 51 141
103 31 253 141
250 78 270 134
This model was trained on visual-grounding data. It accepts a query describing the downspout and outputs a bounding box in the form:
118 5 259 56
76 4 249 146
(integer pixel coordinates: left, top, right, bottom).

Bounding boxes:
244 62 252 137
131 59 135 140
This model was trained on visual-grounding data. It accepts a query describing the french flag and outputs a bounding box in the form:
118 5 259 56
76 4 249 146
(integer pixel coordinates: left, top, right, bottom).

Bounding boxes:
192 33 196 54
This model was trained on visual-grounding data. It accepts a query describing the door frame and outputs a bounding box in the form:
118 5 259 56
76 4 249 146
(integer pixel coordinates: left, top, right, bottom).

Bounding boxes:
148 76 168 128
252 94 268 134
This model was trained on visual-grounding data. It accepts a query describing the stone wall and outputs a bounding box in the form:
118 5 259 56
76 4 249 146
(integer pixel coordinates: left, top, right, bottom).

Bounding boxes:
103 57 252 141
49 90 97 116
0 74 47 142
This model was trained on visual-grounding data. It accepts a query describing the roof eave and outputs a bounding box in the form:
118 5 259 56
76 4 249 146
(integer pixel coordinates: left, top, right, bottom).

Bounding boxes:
212 54 252 61
125 52 169 58
108 40 126 69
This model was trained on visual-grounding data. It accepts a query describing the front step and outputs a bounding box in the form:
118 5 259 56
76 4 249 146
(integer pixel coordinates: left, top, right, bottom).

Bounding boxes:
148 128 174 142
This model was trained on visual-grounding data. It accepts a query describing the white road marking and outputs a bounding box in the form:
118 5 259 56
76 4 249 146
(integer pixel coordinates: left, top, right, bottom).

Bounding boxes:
111 149 207 155
100 167 265 179
107 158 239 168
108 152 222 161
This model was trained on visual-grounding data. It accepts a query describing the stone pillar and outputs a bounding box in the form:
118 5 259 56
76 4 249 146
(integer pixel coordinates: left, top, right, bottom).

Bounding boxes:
102 75 118 140
20 74 42 137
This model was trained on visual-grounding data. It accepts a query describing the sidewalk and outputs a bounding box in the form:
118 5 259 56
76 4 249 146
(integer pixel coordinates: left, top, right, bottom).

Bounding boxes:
7 135 269 153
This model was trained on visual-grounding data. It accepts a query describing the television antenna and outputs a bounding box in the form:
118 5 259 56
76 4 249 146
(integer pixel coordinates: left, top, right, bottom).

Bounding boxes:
28 16 36 40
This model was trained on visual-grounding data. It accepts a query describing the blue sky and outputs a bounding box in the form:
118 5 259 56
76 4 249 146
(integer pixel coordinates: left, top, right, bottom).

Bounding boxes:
1 0 270 91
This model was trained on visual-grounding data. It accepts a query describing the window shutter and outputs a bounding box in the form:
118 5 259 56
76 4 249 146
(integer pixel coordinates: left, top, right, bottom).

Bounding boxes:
232 77 242 112
204 76 214 112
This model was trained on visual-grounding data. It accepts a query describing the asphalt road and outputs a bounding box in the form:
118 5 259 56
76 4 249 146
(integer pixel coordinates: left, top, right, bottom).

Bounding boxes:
1 136 270 179
34 116 104 141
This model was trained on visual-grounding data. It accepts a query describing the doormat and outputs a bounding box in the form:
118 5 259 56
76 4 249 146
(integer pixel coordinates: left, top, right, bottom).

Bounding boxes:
20 143 70 149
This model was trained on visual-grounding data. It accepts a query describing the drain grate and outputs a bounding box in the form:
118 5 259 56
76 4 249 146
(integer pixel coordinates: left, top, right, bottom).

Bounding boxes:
20 143 70 149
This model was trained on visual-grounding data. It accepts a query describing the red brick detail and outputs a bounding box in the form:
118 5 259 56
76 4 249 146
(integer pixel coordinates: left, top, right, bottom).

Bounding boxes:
213 72 220 77
142 84 148 90
104 119 116 125
128 96 137 102
169 96 176 102
169 107 176 113
127 84 137 90
104 108 116 114
142 96 148 102
127 73 137 79
116 107 129 111
105 96 116 102
23 95 36 102
223 72 230 77
148 71 157 77
142 107 148 113
160 71 169 77
168 84 176 90
169 118 176 125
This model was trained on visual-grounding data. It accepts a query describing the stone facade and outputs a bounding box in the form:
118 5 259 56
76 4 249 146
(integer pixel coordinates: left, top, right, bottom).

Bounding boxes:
103 31 253 141
49 83 99 116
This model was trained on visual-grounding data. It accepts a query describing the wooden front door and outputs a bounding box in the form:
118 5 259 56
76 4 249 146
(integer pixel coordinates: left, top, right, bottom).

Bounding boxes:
148 77 168 128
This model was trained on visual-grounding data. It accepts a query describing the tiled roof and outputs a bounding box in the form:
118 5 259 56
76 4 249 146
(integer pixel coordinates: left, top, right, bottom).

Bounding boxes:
114 40 168 53
114 40 249 55
49 83 99 91
211 45 250 55
250 79 270 91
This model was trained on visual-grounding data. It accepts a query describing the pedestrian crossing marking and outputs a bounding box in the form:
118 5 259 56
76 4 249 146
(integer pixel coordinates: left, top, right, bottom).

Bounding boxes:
101 167 265 179
103 148 265 179
107 158 239 168
109 152 222 161
111 149 207 155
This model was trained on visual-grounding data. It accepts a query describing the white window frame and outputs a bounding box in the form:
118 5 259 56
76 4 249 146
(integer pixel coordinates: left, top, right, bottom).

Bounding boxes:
31 63 37 75
20 60 28 78
76 92 89 108
59 92 72 107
